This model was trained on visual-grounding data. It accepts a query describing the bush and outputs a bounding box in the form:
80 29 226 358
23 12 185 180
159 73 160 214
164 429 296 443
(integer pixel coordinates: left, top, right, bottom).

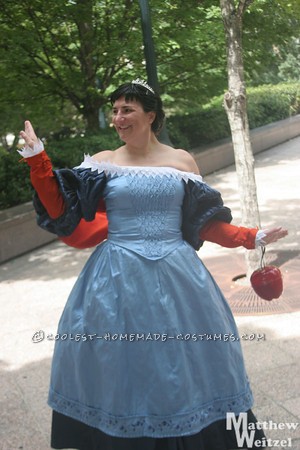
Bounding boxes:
167 82 300 150
247 83 300 128
0 150 34 209
168 106 230 149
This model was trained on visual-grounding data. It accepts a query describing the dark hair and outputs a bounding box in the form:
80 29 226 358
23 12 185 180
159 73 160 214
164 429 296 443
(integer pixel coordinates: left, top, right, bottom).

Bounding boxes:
110 81 165 135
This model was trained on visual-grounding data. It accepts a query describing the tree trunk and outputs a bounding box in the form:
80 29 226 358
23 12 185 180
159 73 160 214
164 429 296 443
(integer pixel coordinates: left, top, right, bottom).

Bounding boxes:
220 0 261 278
83 106 102 134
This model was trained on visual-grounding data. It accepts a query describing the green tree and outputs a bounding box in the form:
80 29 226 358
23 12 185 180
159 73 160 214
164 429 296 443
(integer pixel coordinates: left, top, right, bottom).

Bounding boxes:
241 1 300 86
0 0 144 135
278 38 300 82
0 0 299 141
151 1 227 110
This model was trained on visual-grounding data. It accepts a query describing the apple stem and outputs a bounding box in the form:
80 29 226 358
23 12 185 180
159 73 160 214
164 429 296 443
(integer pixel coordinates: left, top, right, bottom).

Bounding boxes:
260 246 266 269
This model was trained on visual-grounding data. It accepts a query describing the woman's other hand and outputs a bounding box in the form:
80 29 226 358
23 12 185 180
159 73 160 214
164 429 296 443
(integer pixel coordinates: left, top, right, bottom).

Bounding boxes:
261 227 288 246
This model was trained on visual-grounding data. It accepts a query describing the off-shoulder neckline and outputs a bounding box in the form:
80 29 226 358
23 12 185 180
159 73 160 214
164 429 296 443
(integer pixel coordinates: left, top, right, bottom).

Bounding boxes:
75 155 203 183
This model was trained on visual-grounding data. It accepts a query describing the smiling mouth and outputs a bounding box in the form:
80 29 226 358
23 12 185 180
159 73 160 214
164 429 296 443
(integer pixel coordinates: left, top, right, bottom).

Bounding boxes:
118 125 131 131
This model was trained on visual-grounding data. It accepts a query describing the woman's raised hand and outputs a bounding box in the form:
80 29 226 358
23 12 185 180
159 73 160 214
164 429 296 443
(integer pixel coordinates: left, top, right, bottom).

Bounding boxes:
19 121 39 149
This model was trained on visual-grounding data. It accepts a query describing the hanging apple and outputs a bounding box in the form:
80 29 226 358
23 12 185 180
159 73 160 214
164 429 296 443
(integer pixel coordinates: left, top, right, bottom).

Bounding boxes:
250 246 283 301
250 265 283 301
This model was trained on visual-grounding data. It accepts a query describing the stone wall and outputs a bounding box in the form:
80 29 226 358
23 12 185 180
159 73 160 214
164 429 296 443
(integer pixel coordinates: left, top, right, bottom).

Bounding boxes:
0 202 56 264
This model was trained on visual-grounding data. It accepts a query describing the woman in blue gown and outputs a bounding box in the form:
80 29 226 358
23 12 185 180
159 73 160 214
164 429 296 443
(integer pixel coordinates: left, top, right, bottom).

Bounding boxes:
19 80 287 450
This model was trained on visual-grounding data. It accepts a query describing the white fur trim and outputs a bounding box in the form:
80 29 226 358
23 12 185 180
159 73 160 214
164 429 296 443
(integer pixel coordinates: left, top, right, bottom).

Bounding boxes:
255 229 267 248
17 139 44 158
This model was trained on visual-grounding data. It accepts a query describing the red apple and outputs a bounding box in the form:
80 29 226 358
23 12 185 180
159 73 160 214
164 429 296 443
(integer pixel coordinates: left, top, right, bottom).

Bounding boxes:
250 265 283 301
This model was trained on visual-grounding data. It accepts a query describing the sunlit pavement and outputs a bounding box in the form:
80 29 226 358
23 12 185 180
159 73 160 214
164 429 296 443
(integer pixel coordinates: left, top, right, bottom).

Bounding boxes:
1 136 300 449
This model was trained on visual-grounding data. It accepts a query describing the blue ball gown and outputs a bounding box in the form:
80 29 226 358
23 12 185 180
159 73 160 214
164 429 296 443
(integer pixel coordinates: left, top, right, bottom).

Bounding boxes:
33 159 264 449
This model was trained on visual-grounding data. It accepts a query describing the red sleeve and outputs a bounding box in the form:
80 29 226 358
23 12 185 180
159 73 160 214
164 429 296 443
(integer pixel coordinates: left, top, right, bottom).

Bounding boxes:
25 151 65 219
24 151 109 248
199 220 257 249
59 212 108 249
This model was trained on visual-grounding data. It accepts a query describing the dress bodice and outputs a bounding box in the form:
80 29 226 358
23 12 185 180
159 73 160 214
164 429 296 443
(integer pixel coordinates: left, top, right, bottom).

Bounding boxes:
34 156 232 252
103 170 186 259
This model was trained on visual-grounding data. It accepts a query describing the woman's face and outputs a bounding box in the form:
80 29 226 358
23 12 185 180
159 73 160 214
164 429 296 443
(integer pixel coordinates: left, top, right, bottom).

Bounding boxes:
112 96 155 142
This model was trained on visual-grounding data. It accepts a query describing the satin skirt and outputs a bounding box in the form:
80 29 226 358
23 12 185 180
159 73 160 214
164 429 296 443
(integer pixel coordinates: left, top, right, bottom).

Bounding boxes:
49 241 253 438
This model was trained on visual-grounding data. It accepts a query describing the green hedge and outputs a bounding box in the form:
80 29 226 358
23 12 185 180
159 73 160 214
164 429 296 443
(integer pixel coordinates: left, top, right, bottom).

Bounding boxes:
167 82 300 149
0 82 299 209
0 149 34 210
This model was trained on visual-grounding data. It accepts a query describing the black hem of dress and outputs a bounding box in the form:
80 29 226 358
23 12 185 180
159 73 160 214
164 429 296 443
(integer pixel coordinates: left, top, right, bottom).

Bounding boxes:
51 409 269 450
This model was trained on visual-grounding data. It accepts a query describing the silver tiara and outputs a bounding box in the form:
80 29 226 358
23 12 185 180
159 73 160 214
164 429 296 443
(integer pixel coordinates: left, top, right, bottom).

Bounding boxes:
132 78 155 94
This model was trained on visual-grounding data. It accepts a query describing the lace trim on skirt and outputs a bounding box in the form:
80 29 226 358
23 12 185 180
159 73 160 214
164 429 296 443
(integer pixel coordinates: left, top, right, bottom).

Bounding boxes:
48 388 253 438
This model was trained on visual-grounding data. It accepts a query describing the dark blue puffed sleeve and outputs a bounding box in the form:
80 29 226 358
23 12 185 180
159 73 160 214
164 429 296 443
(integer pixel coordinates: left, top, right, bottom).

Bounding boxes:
181 179 232 250
33 168 107 236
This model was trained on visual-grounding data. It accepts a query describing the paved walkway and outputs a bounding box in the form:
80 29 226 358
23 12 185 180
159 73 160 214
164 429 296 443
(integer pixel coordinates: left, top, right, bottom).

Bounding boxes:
1 137 300 449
